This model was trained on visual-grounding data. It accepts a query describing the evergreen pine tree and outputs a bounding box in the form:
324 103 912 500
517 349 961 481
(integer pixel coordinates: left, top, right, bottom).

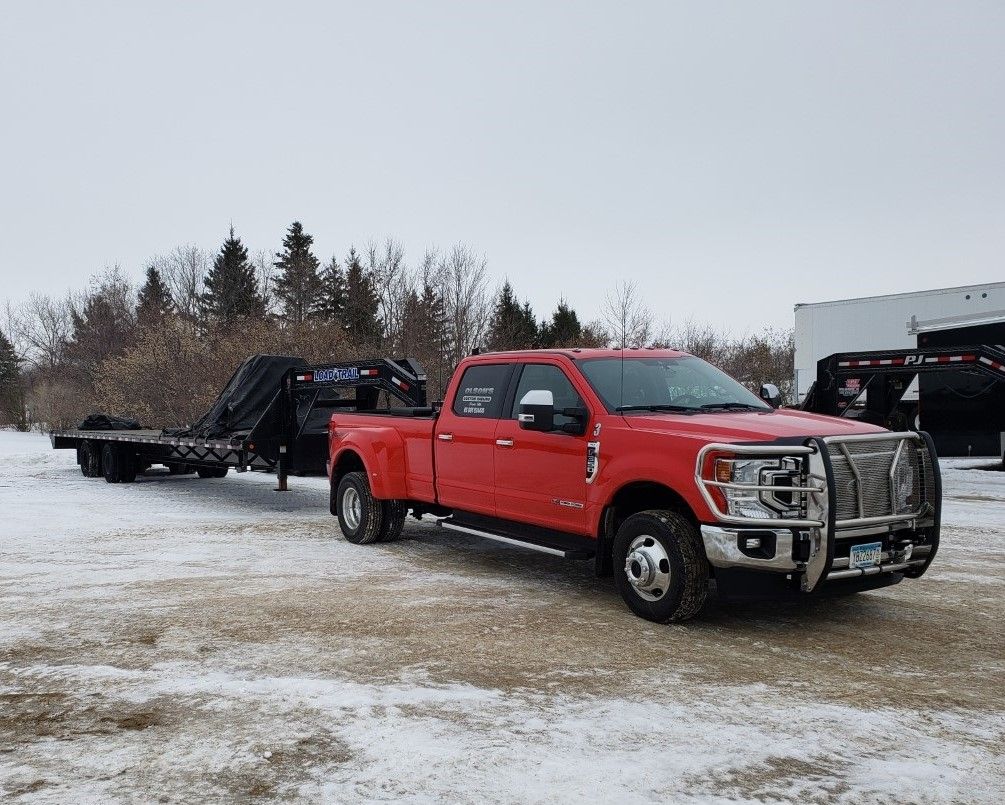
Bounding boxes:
273 221 323 325
0 330 25 428
487 281 538 351
136 265 174 329
342 247 382 348
316 256 348 322
519 302 538 346
66 268 136 377
401 280 451 396
539 299 583 348
201 227 265 327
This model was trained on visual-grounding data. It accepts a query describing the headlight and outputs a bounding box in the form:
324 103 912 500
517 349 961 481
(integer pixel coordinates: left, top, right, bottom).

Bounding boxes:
711 457 803 520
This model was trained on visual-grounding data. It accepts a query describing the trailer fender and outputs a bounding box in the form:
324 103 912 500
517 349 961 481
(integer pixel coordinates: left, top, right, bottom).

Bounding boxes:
330 428 409 501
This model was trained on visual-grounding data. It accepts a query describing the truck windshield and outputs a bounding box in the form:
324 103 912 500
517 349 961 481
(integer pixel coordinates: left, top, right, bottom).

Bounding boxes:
579 356 771 413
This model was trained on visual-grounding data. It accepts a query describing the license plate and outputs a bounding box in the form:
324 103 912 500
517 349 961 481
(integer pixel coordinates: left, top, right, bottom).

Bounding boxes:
850 541 882 569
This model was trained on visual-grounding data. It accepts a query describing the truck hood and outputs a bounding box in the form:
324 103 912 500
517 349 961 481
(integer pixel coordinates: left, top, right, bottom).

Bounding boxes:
622 408 887 443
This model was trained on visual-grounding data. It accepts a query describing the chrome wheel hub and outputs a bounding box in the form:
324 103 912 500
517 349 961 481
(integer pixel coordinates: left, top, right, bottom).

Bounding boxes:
342 486 362 531
624 535 671 602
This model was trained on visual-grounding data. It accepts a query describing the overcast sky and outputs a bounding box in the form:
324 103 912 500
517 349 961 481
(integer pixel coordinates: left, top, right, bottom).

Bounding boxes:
1 1 1002 332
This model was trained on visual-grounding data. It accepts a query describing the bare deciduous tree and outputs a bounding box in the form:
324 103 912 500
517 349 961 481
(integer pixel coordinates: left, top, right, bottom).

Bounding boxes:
17 292 73 371
157 244 209 324
601 281 653 348
435 243 490 364
251 249 277 315
368 237 409 351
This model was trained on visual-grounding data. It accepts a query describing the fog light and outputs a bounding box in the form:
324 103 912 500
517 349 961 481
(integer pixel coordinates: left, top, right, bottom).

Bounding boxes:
744 537 762 549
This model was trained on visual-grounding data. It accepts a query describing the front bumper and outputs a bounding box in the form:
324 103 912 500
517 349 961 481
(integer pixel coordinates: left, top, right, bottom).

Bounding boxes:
695 431 942 593
700 523 934 585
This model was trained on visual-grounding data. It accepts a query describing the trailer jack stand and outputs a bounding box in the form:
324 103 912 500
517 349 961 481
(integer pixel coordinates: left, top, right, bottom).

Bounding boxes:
275 444 289 491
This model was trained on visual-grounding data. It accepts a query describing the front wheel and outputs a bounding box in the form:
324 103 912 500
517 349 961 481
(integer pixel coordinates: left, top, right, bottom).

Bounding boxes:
612 510 709 623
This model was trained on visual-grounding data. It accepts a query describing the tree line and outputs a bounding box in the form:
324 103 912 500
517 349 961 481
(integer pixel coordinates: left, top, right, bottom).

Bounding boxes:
0 221 794 429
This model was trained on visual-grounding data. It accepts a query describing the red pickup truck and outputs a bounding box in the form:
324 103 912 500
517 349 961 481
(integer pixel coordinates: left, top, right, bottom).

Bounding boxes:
328 349 941 622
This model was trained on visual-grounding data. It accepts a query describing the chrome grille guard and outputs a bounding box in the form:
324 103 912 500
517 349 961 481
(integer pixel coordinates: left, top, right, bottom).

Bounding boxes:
695 432 938 592
695 432 935 530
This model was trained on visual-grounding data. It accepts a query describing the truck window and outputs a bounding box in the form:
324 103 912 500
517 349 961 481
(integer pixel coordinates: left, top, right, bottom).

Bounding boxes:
452 364 511 418
580 356 768 412
509 364 585 428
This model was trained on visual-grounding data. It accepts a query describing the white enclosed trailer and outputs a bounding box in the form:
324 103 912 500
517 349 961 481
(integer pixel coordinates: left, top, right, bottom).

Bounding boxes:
794 282 1004 402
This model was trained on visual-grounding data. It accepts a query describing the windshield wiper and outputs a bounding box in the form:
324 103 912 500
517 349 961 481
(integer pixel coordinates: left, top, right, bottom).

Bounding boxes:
699 402 765 411
615 404 698 414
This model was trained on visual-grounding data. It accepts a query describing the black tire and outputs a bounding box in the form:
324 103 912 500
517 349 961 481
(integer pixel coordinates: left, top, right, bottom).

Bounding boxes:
102 444 121 484
378 500 408 542
612 510 709 623
335 471 384 545
80 441 101 478
119 452 137 483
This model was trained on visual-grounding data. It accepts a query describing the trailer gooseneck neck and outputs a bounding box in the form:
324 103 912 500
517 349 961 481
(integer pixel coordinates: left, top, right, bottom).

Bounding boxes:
271 357 428 491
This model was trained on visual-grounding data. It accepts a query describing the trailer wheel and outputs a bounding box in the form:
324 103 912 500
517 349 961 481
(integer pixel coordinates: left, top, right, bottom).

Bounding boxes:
378 500 408 542
101 444 121 484
612 510 708 623
102 444 137 483
80 441 101 477
335 471 384 545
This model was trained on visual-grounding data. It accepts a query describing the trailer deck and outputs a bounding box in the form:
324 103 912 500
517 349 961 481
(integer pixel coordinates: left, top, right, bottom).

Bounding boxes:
50 355 430 484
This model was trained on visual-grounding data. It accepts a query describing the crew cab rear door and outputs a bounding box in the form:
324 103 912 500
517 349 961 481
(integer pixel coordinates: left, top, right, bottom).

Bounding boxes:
433 362 515 517
493 362 591 534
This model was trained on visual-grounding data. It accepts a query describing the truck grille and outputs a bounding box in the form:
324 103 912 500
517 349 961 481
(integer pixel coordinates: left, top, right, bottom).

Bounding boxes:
827 435 937 525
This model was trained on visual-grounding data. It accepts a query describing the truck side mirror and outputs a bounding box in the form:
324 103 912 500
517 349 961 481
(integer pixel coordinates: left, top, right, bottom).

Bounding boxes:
759 383 782 408
518 389 555 432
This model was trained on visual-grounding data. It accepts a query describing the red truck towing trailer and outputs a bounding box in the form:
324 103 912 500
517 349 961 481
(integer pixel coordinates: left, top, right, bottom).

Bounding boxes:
52 349 941 623
328 349 941 622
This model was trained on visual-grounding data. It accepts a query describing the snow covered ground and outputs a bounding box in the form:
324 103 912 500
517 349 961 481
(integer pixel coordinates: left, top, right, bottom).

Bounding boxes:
1 430 1003 803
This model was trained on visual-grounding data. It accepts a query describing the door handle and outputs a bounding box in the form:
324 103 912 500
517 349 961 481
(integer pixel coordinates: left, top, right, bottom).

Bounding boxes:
495 439 514 447
437 433 453 442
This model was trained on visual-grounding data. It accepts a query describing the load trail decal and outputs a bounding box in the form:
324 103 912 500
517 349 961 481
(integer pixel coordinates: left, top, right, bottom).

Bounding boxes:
313 367 360 383
295 367 384 383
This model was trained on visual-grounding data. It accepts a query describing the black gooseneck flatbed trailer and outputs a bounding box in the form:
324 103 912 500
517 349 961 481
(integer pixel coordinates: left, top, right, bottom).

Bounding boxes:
800 343 1005 456
51 356 429 486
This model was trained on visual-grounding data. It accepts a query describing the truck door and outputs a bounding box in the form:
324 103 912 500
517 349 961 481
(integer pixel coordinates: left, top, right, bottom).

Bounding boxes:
433 362 514 517
493 363 590 534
